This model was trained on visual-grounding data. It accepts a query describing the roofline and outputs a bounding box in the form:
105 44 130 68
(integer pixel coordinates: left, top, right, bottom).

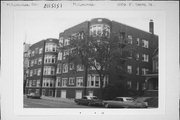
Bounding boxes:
112 20 159 37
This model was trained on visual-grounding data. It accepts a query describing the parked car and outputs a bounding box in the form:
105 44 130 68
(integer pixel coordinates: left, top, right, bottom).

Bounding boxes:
74 96 103 106
26 93 41 99
103 97 148 108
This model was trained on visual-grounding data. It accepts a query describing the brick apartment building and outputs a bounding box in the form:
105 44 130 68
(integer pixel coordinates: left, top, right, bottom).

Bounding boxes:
55 18 158 99
25 38 59 96
24 18 158 99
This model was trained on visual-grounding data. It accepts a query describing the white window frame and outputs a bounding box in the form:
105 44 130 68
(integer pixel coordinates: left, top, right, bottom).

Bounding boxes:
142 39 149 48
62 64 68 73
39 48 43 54
136 38 140 46
76 77 83 87
56 77 61 87
58 52 63 60
142 54 149 62
62 78 67 87
56 63 62 74
64 39 70 46
43 66 55 75
127 35 133 44
36 80 40 87
30 70 33 76
77 64 84 71
37 68 41 76
38 58 42 65
69 77 75 85
142 68 149 75
127 65 132 74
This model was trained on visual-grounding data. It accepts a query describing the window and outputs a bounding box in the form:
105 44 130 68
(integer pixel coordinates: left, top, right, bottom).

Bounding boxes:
30 70 33 76
95 76 100 87
43 66 55 75
127 81 132 89
69 63 74 70
136 53 139 60
62 64 68 73
32 80 36 86
26 79 29 87
39 48 43 54
45 43 57 52
34 69 37 75
59 37 63 47
29 80 32 87
142 39 149 48
31 51 35 56
64 39 70 46
36 80 40 87
43 78 54 87
56 77 61 87
87 75 100 87
56 63 62 74
119 32 125 39
76 77 83 87
62 78 67 87
136 38 140 46
127 35 133 44
142 54 149 62
37 68 41 76
142 68 149 75
89 24 110 38
58 52 62 60
50 80 54 87
38 58 42 65
77 64 84 71
34 59 37 64
63 50 69 60
26 70 29 77
127 65 132 74
69 77 75 85
31 60 34 67
44 55 56 64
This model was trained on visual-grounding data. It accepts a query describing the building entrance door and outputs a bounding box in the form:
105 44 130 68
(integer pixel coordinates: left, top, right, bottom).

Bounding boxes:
75 90 82 99
49 90 53 97
61 90 66 98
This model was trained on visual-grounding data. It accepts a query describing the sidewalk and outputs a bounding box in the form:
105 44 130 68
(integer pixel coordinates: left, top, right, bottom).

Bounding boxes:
41 96 75 104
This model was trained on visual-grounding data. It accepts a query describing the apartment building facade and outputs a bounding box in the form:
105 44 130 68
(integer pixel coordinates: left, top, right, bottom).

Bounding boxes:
54 18 158 99
25 38 59 97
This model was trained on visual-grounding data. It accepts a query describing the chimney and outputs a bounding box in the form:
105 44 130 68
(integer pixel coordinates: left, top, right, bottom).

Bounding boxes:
149 19 154 34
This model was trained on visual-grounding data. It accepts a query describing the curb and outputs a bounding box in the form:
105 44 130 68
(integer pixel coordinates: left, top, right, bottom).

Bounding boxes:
41 96 74 104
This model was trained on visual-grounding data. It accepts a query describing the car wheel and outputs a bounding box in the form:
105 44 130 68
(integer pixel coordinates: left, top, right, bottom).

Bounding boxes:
104 103 109 108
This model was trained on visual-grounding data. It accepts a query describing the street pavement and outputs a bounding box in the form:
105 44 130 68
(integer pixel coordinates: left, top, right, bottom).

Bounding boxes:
24 96 100 108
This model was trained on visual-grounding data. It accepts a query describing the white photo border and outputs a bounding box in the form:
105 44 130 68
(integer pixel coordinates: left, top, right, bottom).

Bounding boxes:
1 1 179 120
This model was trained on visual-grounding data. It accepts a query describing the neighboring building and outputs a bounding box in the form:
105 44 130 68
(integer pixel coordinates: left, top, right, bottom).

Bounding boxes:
55 18 158 99
143 48 158 97
23 43 31 94
25 38 59 97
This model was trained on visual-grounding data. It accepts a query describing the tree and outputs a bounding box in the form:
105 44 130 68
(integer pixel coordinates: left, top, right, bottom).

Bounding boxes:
67 31 128 98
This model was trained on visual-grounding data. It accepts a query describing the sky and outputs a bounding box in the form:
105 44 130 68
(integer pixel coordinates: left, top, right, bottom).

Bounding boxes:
17 10 164 45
